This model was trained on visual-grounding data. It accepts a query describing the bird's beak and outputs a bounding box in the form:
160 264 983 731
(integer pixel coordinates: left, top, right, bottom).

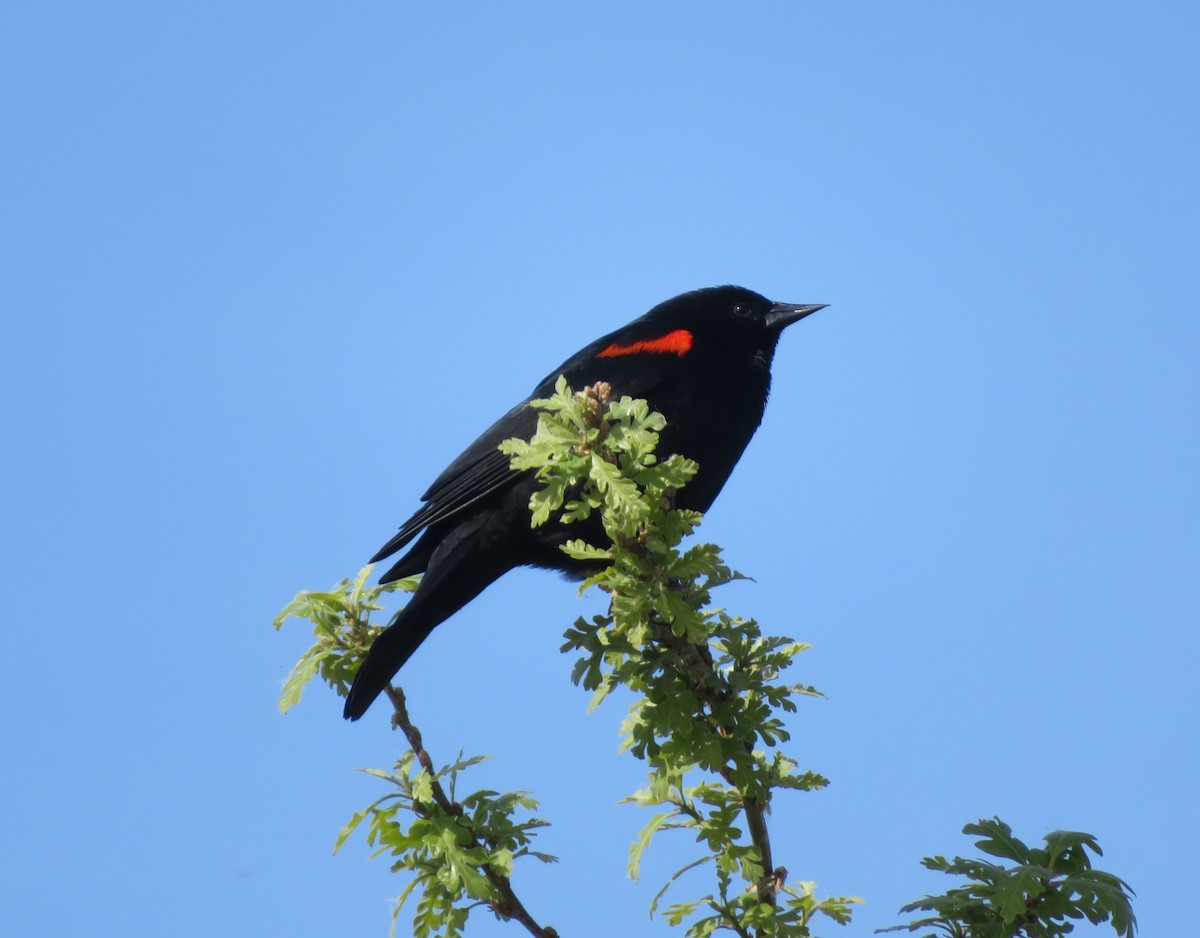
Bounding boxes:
765 302 828 330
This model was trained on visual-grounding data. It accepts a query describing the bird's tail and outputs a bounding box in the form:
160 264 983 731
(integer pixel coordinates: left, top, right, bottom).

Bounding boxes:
343 520 507 721
342 612 441 720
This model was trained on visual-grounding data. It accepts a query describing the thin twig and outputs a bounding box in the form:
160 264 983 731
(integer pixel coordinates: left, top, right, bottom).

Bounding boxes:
384 685 558 938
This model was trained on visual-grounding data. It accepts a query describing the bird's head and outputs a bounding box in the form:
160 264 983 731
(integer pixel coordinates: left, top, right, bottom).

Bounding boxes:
643 284 826 352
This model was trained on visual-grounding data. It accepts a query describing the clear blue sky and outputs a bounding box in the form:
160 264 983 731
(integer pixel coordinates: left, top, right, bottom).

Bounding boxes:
2 4 1196 936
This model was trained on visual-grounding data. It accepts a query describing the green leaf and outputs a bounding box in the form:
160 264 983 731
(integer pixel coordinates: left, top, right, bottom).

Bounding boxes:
333 810 368 854
992 866 1046 923
411 772 434 805
277 646 327 713
439 828 493 897
967 817 1030 863
629 812 673 880
649 854 719 917
560 538 612 562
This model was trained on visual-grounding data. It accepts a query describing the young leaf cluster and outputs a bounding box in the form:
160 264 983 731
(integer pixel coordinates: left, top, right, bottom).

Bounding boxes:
335 751 555 938
273 567 417 712
507 378 860 937
884 817 1136 938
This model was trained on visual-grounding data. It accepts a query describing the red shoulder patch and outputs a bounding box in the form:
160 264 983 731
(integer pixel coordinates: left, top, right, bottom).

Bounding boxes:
598 329 693 359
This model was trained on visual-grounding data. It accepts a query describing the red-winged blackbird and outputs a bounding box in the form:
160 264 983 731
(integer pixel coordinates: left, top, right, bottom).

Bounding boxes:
344 285 825 720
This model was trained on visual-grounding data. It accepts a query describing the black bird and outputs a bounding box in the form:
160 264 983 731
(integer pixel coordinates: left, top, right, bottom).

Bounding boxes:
344 285 825 720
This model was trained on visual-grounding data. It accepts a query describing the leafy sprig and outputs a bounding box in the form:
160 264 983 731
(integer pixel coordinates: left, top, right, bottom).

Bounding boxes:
504 378 857 936
883 818 1136 938
275 575 557 938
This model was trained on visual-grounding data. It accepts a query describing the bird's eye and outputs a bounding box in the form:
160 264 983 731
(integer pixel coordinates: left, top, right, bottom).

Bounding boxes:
733 303 754 318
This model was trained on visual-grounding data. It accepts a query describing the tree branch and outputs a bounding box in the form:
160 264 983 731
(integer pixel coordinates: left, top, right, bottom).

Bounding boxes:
384 685 558 938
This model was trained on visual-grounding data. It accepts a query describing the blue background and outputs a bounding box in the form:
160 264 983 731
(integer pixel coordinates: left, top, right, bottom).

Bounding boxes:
2 4 1196 936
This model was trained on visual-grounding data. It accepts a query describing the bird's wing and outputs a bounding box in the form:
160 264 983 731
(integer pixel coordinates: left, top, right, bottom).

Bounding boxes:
369 400 538 563
372 318 695 564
